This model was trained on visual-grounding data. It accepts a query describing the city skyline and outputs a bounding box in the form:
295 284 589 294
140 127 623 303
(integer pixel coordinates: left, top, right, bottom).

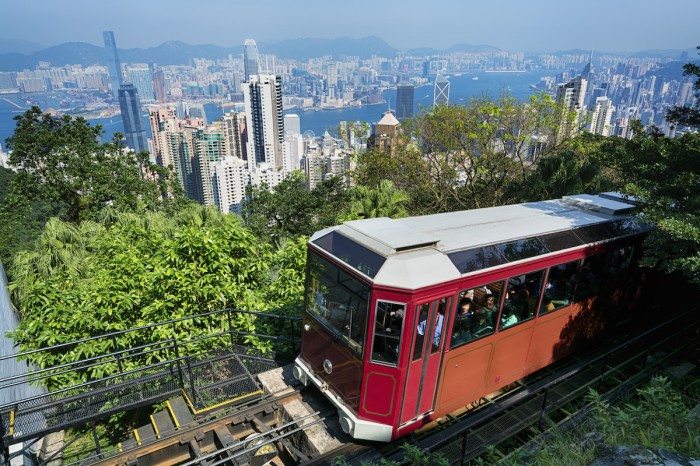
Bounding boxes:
1 0 699 53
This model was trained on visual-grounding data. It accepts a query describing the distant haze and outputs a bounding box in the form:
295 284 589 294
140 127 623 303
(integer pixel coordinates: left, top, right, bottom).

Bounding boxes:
1 0 698 52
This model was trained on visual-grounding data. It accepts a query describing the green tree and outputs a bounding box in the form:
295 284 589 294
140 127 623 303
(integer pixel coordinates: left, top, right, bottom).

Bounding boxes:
4 107 180 224
345 179 409 220
598 123 700 284
354 94 568 214
666 46 700 128
508 133 615 201
9 204 307 388
243 171 350 244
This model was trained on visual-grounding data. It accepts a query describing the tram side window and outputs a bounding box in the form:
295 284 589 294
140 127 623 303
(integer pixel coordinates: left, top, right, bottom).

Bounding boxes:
540 260 580 315
606 246 635 284
574 253 608 301
500 270 545 330
306 253 370 354
371 302 405 366
450 281 504 349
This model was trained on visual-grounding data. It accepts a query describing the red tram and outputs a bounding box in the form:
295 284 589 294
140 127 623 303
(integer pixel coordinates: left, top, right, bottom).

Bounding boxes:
292 193 649 441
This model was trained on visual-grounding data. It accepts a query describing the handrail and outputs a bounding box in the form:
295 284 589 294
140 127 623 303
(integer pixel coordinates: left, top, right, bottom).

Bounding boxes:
0 339 176 389
0 307 300 363
0 312 300 412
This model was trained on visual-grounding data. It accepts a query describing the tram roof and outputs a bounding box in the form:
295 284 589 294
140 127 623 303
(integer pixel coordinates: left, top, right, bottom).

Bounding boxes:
310 193 648 289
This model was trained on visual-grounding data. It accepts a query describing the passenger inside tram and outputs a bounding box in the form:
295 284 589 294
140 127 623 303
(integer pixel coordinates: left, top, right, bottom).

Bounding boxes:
450 283 502 348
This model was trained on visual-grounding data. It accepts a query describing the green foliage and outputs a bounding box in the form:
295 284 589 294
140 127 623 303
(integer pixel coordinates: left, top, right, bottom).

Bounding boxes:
497 376 699 466
588 377 700 456
4 107 181 224
242 171 350 244
666 46 700 129
354 94 568 214
598 125 700 284
8 204 306 389
345 180 409 220
508 133 615 201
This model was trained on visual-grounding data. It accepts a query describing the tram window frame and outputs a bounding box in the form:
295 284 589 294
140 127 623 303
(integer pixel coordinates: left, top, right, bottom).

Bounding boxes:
305 252 371 355
412 303 431 361
573 252 608 301
371 301 406 367
449 280 505 349
540 260 581 315
498 269 546 331
604 245 635 286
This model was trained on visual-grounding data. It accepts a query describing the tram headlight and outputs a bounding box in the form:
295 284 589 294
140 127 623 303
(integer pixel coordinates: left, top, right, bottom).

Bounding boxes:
339 413 354 435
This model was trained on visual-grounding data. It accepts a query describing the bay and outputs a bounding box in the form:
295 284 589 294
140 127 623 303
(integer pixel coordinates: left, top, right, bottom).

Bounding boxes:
0 71 554 149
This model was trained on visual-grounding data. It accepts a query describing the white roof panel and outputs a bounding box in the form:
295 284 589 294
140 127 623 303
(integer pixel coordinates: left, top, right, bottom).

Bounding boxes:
343 217 437 251
562 194 635 215
310 194 642 289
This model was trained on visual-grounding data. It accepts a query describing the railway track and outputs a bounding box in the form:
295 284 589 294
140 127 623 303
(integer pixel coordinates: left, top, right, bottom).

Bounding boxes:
70 386 335 466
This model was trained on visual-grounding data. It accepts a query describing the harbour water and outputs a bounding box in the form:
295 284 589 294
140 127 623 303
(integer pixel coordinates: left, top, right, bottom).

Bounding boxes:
0 71 555 148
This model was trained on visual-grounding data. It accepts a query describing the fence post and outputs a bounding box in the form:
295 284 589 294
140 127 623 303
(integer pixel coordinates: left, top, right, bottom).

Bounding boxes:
172 338 185 390
538 387 549 429
110 335 124 373
186 358 197 407
91 421 102 458
227 309 236 350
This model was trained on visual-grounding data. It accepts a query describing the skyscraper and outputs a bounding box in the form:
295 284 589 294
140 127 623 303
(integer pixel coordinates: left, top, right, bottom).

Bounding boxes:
118 84 148 153
396 85 414 120
556 75 588 141
284 114 301 136
589 97 614 136
102 31 123 99
243 39 260 82
244 74 284 170
434 74 450 106
125 65 155 103
152 65 167 102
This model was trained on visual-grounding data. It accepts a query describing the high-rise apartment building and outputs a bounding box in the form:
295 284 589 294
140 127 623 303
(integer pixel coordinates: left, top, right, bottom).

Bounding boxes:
125 65 155 103
434 74 450 106
396 85 414 120
243 39 260 82
244 74 285 170
556 75 588 141
194 122 227 206
152 66 167 102
222 112 247 160
102 31 123 99
212 156 249 214
118 84 148 153
589 97 614 136
284 114 301 136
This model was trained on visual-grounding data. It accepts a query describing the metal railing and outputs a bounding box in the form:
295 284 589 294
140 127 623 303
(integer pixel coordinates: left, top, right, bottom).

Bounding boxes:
0 308 302 446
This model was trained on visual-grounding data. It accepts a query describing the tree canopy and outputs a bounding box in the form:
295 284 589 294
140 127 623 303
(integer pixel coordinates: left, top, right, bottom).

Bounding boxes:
8 205 307 386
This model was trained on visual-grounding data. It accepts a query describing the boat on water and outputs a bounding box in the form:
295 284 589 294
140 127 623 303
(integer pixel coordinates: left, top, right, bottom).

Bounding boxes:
472 76 479 80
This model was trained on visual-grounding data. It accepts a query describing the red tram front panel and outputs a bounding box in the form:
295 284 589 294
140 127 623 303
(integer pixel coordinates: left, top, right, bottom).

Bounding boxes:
300 314 363 409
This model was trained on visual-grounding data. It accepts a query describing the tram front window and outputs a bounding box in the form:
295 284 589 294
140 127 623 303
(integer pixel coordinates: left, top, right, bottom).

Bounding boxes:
306 252 370 354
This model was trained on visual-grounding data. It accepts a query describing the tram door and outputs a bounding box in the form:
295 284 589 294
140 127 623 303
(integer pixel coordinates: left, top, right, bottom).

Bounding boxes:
400 296 451 424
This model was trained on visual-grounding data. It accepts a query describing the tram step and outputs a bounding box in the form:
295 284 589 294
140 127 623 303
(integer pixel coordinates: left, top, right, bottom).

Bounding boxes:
134 423 156 446
167 396 194 428
151 409 176 437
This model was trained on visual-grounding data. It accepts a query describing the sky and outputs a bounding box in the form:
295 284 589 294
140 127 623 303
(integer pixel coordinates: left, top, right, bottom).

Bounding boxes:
2 0 699 52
